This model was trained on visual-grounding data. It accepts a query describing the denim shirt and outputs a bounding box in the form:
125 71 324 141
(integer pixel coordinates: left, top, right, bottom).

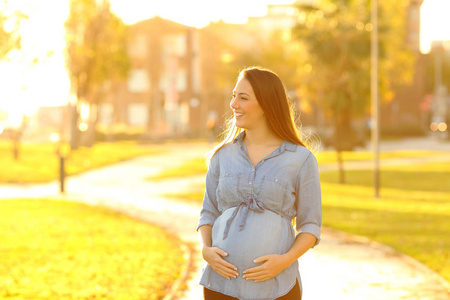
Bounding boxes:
197 132 322 300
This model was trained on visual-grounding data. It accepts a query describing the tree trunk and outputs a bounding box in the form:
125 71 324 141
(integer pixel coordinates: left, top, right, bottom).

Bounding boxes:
336 149 345 184
12 130 20 161
333 99 353 184
85 102 98 147
333 117 345 184
69 104 80 150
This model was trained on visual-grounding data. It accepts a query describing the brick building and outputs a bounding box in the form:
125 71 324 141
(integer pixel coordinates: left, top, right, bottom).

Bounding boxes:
102 17 202 139
380 0 428 136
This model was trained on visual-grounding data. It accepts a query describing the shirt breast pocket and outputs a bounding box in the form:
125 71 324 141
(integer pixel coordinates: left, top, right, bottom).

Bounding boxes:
216 172 242 208
260 176 296 210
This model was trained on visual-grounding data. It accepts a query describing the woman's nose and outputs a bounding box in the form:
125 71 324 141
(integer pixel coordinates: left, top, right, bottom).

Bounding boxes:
230 97 238 109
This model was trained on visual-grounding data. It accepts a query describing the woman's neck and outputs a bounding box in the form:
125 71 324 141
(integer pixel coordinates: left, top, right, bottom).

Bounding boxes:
244 127 283 147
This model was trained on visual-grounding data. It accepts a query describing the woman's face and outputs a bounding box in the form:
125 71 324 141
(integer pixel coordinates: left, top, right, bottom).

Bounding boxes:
230 77 266 130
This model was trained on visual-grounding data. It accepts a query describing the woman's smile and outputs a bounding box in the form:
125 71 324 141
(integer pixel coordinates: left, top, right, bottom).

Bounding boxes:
234 112 245 119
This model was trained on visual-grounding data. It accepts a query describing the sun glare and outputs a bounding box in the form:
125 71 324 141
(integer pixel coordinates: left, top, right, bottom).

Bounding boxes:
109 0 282 27
0 0 70 127
420 0 450 53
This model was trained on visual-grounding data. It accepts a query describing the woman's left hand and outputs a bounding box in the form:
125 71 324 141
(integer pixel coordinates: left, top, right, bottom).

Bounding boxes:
242 254 291 282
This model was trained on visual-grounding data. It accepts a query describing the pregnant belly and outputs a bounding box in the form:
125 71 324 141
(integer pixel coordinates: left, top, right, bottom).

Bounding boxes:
211 208 295 271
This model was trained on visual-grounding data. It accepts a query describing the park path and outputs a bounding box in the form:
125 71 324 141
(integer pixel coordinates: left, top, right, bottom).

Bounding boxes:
0 139 450 299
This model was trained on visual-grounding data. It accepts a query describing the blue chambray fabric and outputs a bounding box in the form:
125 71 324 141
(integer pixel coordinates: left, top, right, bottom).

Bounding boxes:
197 132 322 300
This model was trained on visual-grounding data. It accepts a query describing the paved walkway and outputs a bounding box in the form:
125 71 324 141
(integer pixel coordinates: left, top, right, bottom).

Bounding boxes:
1 140 450 299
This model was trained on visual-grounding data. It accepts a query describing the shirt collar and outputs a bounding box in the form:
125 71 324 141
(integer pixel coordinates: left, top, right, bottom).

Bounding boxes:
233 131 246 144
233 131 297 152
283 141 297 152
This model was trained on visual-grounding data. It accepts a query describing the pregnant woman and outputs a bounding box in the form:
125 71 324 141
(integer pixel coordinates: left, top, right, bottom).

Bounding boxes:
197 66 322 300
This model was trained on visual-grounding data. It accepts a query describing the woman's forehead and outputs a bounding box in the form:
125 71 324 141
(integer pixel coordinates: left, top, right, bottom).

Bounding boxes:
234 77 254 94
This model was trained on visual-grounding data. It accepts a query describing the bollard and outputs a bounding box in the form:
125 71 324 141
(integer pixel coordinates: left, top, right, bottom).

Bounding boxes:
59 155 65 193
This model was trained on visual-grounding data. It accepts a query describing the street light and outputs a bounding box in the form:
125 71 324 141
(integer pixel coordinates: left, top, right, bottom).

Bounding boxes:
50 132 65 193
371 0 380 198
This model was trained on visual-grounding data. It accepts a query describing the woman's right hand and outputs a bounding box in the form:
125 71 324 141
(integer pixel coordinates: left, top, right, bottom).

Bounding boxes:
202 246 239 279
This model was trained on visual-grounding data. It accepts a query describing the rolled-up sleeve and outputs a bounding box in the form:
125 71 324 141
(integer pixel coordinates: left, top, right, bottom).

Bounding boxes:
196 151 221 231
295 152 322 247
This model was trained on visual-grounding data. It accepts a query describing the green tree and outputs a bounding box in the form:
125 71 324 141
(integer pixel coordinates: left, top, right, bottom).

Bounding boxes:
199 21 251 133
65 0 130 148
0 0 23 59
235 31 306 92
293 0 416 183
0 0 27 161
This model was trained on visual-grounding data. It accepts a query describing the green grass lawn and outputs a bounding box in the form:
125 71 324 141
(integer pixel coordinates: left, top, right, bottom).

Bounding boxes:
320 161 450 192
148 149 450 180
148 157 207 180
0 199 185 299
321 182 450 281
0 141 163 183
151 154 450 282
315 149 450 164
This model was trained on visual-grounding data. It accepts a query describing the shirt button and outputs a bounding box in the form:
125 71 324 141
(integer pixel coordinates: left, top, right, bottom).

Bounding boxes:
225 173 229 176
251 169 255 172
275 178 279 182
249 182 252 185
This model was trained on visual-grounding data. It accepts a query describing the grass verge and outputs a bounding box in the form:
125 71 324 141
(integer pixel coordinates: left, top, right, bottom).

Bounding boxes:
148 157 207 180
0 199 185 299
148 150 450 180
0 141 163 183
320 161 450 192
315 149 450 164
321 182 450 282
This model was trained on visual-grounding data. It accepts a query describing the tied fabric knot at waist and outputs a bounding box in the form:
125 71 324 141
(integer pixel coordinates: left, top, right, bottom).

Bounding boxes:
223 197 265 240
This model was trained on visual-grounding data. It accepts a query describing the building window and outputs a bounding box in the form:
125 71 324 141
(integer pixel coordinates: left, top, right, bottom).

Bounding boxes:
127 69 150 93
162 34 186 57
127 103 148 126
129 34 147 58
409 7 420 21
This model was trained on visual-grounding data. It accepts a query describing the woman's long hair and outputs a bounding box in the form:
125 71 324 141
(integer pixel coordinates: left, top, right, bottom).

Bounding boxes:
207 66 309 164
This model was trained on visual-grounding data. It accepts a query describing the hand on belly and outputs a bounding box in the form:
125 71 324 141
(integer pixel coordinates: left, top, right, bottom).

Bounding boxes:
211 209 294 277
242 253 291 282
202 246 239 279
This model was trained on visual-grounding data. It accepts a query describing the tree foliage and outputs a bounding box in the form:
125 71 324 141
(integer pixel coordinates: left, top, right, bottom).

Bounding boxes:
293 0 417 182
294 1 416 133
65 0 130 104
65 0 130 147
236 31 307 93
0 0 24 60
294 0 416 126
0 1 28 160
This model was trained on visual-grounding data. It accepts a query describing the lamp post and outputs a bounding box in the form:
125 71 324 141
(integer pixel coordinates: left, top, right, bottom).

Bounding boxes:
371 0 380 198
50 133 65 193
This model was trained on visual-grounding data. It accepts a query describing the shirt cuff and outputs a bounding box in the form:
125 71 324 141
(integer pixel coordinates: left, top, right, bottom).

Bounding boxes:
196 219 215 231
296 223 321 248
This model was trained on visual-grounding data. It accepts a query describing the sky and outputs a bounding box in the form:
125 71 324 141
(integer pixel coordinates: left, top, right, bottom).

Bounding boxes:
0 0 449 124
109 0 289 27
